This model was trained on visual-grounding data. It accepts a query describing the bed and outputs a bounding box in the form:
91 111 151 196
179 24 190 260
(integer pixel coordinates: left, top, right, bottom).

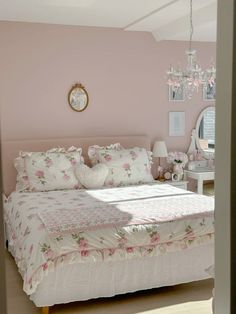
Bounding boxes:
2 136 214 314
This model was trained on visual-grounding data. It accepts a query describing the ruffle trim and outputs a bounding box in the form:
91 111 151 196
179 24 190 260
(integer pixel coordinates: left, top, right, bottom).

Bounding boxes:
24 233 214 295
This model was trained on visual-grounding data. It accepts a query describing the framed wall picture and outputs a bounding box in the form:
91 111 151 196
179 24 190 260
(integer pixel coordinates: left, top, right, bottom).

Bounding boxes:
68 83 89 112
203 82 216 101
168 84 185 101
169 111 185 136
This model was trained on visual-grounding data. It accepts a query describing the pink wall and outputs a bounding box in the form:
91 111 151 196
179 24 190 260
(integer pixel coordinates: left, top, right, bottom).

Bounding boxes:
0 22 216 152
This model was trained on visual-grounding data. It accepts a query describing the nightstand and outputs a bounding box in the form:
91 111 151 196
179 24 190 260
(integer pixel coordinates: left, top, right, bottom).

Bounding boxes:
184 169 214 194
156 180 188 190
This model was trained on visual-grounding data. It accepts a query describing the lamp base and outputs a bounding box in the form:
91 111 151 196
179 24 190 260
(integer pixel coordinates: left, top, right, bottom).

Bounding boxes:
155 175 165 181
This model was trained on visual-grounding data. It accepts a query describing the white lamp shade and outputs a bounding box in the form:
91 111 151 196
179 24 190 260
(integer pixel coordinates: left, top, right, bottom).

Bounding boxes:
153 141 168 158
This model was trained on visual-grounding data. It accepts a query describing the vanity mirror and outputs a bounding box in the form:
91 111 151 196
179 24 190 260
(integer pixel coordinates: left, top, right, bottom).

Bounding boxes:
188 106 215 159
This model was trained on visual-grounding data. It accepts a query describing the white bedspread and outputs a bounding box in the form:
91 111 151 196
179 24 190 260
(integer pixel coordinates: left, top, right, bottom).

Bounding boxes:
4 183 214 296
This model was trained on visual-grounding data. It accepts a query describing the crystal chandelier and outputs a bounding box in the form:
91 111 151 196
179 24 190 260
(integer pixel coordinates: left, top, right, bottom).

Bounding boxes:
167 0 216 99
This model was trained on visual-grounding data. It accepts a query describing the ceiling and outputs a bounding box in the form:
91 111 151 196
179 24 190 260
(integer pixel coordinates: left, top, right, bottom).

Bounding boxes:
0 0 217 42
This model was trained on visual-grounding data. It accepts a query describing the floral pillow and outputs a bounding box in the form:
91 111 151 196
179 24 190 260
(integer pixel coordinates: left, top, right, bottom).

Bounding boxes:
88 143 123 166
93 147 154 187
15 156 30 192
14 146 84 191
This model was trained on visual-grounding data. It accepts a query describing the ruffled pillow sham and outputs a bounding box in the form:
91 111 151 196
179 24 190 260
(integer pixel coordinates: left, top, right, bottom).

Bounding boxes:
14 147 84 192
88 146 154 187
88 143 123 166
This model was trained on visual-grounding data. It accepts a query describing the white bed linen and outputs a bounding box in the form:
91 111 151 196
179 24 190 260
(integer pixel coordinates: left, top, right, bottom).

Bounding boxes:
4 183 214 303
29 243 214 307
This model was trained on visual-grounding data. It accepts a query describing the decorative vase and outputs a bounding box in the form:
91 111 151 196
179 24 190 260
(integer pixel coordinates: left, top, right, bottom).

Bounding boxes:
173 164 184 178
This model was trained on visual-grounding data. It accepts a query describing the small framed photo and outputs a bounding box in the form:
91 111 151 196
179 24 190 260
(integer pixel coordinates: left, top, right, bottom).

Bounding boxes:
203 82 216 101
169 111 185 136
168 85 185 101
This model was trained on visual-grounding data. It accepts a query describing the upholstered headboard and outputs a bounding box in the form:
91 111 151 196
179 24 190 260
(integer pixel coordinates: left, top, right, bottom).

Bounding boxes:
1 135 151 195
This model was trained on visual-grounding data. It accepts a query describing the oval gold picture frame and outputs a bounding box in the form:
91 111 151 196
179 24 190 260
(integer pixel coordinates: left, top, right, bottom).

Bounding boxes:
68 83 89 112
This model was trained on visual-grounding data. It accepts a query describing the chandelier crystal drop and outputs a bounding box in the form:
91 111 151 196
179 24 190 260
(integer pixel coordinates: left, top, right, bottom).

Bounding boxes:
166 0 216 99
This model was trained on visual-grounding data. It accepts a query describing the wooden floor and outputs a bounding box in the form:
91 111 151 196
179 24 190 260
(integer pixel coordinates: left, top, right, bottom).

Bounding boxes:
5 252 214 314
203 182 214 197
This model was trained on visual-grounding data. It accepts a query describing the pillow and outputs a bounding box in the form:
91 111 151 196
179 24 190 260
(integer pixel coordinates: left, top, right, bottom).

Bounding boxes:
88 143 123 166
14 147 84 192
75 164 109 189
93 147 154 187
15 156 30 192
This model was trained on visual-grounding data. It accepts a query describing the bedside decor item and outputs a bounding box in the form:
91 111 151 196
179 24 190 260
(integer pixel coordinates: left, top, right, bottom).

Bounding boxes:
167 151 188 180
152 141 168 180
166 0 216 99
68 83 89 112
163 171 172 180
172 173 182 182
169 112 185 136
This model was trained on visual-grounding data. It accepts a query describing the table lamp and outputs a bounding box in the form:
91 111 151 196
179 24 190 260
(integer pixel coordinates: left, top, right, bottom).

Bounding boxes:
152 141 168 180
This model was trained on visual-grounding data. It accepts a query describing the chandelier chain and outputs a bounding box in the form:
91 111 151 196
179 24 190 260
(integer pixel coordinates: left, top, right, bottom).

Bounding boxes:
189 0 193 51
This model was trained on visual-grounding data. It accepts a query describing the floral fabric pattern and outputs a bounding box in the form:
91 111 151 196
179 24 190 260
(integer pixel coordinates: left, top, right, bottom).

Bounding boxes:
88 143 123 166
89 147 154 187
38 185 214 237
14 147 84 192
4 184 214 296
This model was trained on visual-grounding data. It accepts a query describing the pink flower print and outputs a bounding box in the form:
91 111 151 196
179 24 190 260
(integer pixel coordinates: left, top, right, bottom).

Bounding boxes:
185 226 195 239
12 233 17 240
45 249 54 260
123 163 131 171
22 175 29 181
35 170 44 178
150 233 160 244
118 236 128 248
78 239 88 248
70 158 77 166
81 250 89 257
63 173 70 181
74 183 80 190
126 247 134 253
44 157 53 168
42 263 48 271
29 244 34 255
107 180 114 187
120 237 128 244
40 243 54 260
104 154 112 162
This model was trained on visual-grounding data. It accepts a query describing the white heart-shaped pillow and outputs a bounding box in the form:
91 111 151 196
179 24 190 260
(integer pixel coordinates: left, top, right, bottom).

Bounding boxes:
75 164 109 189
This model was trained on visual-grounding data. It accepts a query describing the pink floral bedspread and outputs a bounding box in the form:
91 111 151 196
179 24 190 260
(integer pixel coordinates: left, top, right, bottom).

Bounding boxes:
4 183 214 296
38 189 213 236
